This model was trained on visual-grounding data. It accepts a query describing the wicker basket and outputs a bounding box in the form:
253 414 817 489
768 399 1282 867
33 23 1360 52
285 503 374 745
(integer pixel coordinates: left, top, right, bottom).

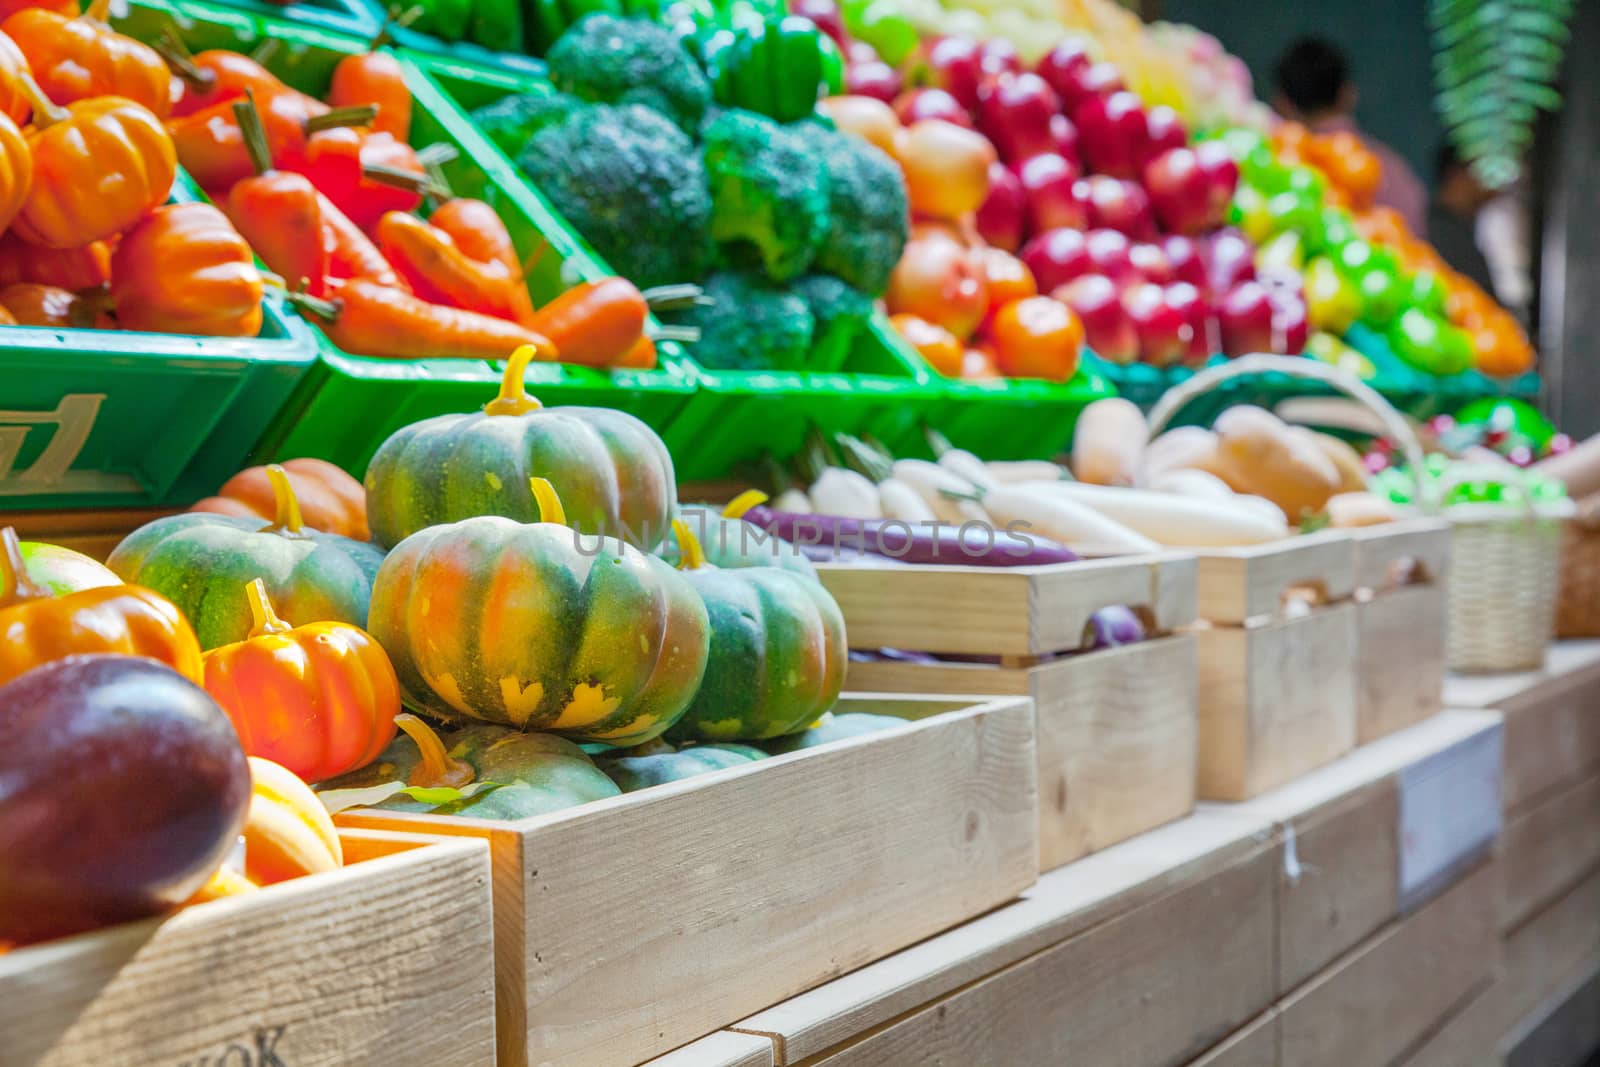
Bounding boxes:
1555 496 1600 638
1146 355 1571 674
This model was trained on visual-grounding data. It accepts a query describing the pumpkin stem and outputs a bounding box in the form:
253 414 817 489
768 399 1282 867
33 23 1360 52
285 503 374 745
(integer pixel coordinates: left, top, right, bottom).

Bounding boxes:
529 477 566 527
722 489 769 520
84 0 111 23
243 578 293 637
16 72 68 129
484 345 545 416
0 527 49 608
262 464 308 538
671 519 706 571
395 714 474 789
154 31 214 93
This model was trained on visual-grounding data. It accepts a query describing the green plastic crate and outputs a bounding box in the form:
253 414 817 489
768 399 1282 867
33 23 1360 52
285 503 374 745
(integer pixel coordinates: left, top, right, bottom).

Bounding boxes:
208 0 378 40
916 360 1116 461
0 165 316 511
119 1 698 478
414 52 942 483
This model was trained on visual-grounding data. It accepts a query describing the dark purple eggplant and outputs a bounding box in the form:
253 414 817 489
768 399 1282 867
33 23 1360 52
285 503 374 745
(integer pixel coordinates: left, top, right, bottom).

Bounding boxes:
1083 606 1146 651
0 654 250 945
741 505 1079 567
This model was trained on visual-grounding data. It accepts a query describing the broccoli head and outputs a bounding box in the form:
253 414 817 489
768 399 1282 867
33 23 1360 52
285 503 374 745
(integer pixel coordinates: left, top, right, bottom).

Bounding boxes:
668 270 815 372
790 121 909 295
791 273 872 372
545 14 712 133
471 86 583 158
519 103 714 289
701 109 829 284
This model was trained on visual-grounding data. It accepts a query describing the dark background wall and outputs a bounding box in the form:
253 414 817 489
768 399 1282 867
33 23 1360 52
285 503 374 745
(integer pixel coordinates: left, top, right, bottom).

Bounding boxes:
1159 0 1444 190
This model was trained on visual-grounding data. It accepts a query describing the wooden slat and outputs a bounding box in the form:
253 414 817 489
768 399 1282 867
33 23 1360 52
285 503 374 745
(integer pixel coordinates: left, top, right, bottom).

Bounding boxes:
1444 640 1600 813
815 553 1196 657
796 828 1277 1066
1500 772 1600 930
4 506 176 561
1278 859 1498 1067
1208 710 1502 995
1497 866 1600 1036
1349 519 1452 592
846 634 1198 870
1356 584 1446 743
1193 530 1356 625
1187 1011 1279 1067
641 1031 775 1067
339 694 1039 1067
1195 604 1358 799
733 809 1277 1065
1399 981 1502 1067
0 837 496 1067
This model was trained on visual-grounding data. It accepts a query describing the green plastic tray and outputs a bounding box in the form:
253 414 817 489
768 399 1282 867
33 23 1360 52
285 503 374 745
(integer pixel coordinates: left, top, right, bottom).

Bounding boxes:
415 52 942 483
120 1 698 478
0 167 316 511
905 362 1114 461
345 0 547 75
210 0 379 40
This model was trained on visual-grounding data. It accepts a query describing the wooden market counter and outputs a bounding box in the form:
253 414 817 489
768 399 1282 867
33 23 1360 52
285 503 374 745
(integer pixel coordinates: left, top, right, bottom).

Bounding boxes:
649 708 1508 1067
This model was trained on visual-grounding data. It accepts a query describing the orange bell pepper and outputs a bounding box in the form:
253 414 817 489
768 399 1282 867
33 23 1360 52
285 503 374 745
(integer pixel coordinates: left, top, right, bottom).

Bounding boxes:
0 526 204 687
110 202 264 336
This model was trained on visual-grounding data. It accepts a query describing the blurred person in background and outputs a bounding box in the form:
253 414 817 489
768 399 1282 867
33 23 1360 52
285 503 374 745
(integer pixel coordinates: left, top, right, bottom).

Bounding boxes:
1429 141 1498 295
1273 37 1429 237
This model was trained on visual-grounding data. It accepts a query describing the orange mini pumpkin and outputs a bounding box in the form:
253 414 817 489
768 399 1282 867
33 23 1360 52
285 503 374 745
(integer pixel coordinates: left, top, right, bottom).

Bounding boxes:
240 756 343 885
202 578 401 784
110 202 263 336
3 0 171 117
191 458 369 541
0 107 29 234
14 76 173 248
0 525 203 686
0 29 31 123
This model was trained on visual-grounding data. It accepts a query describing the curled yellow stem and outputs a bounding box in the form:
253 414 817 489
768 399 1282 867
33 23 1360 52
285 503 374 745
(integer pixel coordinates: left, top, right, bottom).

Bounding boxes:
722 489 768 520
484 346 544 416
529 477 566 527
262 464 306 538
672 518 706 571
244 578 293 637
395 714 474 789
0 527 48 607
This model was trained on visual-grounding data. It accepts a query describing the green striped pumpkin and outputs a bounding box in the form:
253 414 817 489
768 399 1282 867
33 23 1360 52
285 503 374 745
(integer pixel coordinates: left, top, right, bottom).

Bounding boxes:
106 467 383 650
663 522 847 743
367 482 711 746
364 348 676 551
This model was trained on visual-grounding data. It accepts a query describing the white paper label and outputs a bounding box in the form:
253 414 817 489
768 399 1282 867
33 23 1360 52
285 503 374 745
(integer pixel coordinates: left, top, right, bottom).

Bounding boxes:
1397 721 1504 911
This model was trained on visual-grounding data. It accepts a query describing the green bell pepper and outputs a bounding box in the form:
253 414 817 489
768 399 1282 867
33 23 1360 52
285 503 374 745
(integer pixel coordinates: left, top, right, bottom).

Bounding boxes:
705 15 844 123
400 0 473 43
1388 307 1472 376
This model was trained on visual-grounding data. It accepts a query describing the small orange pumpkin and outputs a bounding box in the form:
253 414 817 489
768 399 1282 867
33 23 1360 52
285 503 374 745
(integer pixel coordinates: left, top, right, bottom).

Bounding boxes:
0 525 204 687
0 107 29 234
240 756 343 885
3 0 171 117
0 282 90 327
110 202 263 336
202 578 401 784
0 29 31 123
14 75 174 248
192 458 369 541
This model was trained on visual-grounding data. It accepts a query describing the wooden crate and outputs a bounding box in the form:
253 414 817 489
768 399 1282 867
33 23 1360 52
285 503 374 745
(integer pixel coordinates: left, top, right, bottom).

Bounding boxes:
1277 858 1499 1067
1496 866 1600 1046
3 505 174 561
732 808 1279 1066
831 553 1198 870
337 694 1039 1067
1499 771 1600 930
1444 640 1600 813
1205 710 1504 996
1504 962 1600 1067
0 829 495 1067
1186 1011 1278 1067
1352 521 1451 743
1192 532 1359 800
642 1032 774 1067
1400 981 1502 1067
